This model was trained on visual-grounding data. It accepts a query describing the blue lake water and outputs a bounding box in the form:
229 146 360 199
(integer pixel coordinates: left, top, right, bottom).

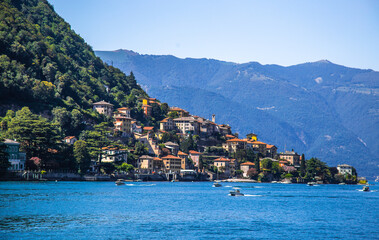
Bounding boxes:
0 181 378 239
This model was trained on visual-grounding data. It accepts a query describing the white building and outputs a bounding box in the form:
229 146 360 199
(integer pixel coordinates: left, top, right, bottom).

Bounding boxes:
337 164 353 175
3 139 26 171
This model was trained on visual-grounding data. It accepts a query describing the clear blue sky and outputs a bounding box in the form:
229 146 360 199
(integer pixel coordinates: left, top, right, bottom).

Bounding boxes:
48 0 379 70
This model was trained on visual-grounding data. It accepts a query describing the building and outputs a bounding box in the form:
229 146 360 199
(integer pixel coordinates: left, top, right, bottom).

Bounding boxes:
240 161 255 177
218 124 232 135
278 151 300 165
222 138 247 153
138 155 154 174
164 141 179 156
116 107 131 118
160 118 175 131
248 141 267 155
162 155 182 173
63 136 77 145
337 164 353 175
93 100 114 117
266 145 277 158
189 150 202 168
153 157 164 172
3 139 26 171
173 117 200 135
178 151 191 170
169 107 189 117
142 104 152 117
213 157 231 176
114 115 132 136
101 146 128 163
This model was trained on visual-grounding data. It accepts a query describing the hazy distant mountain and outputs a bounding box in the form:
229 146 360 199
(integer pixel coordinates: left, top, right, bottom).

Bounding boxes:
95 49 379 177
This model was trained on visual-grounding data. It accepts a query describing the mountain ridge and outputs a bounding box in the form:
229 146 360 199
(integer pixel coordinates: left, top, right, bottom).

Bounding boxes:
96 49 379 177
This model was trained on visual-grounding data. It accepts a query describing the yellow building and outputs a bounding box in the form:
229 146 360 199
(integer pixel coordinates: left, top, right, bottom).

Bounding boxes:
162 155 182 173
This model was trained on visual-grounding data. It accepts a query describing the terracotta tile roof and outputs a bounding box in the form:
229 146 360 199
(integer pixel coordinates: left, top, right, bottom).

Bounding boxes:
142 104 152 108
189 150 202 155
162 155 182 160
226 138 247 143
178 151 188 156
143 126 154 131
64 136 76 140
241 161 255 166
160 118 168 123
170 107 187 112
153 157 162 161
225 134 235 139
251 141 267 145
214 157 231 162
266 144 276 149
117 107 130 110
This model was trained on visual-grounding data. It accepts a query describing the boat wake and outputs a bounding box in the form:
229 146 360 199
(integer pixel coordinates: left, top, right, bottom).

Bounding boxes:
243 194 263 197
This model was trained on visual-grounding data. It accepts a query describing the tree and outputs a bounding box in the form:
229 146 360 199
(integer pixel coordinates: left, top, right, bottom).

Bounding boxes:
80 122 112 164
7 107 61 168
261 158 273 170
134 142 148 156
168 111 179 119
74 140 91 173
52 107 71 134
300 153 306 177
305 158 331 182
247 168 258 179
180 134 197 153
116 162 134 173
0 140 10 176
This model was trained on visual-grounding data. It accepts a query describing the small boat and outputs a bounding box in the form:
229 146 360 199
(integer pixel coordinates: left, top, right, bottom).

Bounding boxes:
362 185 370 192
229 188 244 196
115 179 125 186
307 182 316 186
213 180 222 187
339 183 346 185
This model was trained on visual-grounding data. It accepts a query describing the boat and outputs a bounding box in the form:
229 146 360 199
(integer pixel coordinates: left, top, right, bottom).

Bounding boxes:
362 185 370 192
213 181 222 187
307 182 316 186
339 183 346 185
229 188 244 196
375 176 379 182
115 179 125 186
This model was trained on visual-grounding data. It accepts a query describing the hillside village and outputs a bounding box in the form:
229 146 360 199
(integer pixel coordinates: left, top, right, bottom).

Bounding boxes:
1 96 357 183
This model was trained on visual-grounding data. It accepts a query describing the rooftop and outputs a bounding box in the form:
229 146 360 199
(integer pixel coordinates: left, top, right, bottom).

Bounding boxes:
93 100 113 106
162 155 182 160
240 161 255 166
214 157 230 162
189 150 202 155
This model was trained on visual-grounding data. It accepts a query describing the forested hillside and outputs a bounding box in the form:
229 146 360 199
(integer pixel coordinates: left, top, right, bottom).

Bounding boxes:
0 0 147 115
96 50 379 177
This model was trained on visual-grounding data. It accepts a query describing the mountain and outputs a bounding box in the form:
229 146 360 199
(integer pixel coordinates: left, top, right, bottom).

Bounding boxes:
0 0 147 117
95 50 379 177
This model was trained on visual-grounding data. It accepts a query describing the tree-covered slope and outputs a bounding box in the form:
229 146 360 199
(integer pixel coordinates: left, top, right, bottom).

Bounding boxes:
0 0 146 114
96 50 379 177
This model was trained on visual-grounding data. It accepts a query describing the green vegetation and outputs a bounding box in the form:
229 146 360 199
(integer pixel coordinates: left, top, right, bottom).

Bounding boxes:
0 0 147 116
0 139 10 176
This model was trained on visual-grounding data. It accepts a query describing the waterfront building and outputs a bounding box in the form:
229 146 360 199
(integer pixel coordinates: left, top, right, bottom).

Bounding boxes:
101 146 127 163
153 157 164 172
278 151 300 165
3 139 26 171
178 151 190 170
138 155 154 174
162 155 182 173
240 161 255 177
337 164 353 175
189 150 202 168
213 157 231 176
93 100 113 117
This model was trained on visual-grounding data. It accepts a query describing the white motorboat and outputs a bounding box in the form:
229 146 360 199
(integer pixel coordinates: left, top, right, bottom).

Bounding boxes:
229 188 244 196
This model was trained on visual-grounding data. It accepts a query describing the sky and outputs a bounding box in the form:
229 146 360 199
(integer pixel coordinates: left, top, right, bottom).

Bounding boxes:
48 0 379 70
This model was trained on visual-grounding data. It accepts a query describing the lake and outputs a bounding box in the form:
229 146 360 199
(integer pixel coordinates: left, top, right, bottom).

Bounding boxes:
0 181 378 239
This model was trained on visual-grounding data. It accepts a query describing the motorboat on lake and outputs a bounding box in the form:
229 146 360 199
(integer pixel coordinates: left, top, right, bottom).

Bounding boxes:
213 181 222 187
115 179 125 186
229 188 244 196
362 185 370 192
307 182 317 186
